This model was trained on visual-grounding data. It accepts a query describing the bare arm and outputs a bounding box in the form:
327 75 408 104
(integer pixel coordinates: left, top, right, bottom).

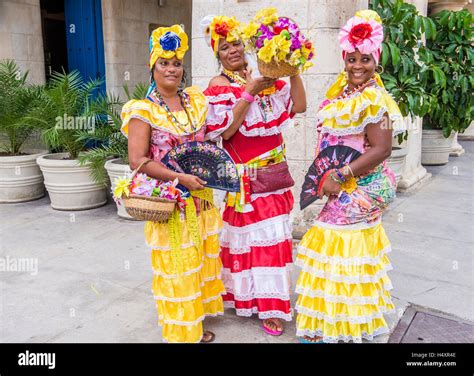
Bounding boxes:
321 116 393 196
289 75 307 113
127 118 206 190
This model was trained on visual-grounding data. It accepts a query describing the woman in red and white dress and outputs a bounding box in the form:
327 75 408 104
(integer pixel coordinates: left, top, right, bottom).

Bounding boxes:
200 15 307 335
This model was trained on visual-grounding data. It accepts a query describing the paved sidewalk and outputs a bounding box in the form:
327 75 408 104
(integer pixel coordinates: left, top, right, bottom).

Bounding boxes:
1 142 472 343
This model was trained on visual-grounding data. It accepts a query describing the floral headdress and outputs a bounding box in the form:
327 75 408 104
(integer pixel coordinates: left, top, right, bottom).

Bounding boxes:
147 24 189 96
338 9 383 64
200 15 241 56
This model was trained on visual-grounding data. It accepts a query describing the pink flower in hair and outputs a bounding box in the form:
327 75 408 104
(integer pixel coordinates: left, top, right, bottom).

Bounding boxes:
338 16 383 56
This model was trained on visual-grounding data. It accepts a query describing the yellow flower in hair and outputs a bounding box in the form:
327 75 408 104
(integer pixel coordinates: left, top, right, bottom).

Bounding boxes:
149 25 189 68
355 9 382 25
209 16 240 55
254 7 279 25
113 177 131 199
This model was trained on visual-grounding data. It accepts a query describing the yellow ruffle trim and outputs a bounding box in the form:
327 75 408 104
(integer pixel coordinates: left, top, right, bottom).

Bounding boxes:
295 223 396 342
148 205 225 343
319 76 404 136
120 85 208 137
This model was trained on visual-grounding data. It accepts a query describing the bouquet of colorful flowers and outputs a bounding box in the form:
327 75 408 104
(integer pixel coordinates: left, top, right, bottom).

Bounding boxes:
240 7 315 78
114 174 188 209
113 174 189 221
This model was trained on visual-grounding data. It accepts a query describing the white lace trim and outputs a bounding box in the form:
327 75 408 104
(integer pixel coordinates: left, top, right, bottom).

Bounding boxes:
295 285 393 306
122 114 204 138
295 258 393 284
225 236 293 255
297 245 391 266
158 311 224 327
296 325 390 343
310 218 381 231
250 187 292 201
152 263 203 279
318 106 404 137
205 253 220 259
295 305 396 324
224 290 291 302
203 273 222 282
207 92 238 104
224 302 293 321
154 291 202 302
204 112 234 141
222 264 292 278
238 117 294 137
222 214 291 233
147 228 221 251
202 293 225 304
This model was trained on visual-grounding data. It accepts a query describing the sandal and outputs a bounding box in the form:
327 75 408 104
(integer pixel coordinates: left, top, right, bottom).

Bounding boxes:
200 330 215 343
262 318 284 336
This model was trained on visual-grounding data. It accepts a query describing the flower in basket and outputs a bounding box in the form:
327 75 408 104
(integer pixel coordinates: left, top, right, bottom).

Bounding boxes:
130 173 157 197
113 177 131 199
240 7 315 74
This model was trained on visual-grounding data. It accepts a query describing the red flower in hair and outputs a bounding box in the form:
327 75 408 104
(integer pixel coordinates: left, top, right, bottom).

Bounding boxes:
348 23 373 43
214 22 230 37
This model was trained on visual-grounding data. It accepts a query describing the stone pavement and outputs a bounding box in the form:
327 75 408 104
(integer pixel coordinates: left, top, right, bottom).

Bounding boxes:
0 142 472 343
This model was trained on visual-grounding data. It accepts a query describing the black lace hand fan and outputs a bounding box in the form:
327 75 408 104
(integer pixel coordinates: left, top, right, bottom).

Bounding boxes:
161 141 241 192
299 145 362 210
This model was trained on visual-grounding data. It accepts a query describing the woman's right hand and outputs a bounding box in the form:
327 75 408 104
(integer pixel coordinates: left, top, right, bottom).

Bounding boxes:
178 174 207 191
243 69 276 96
321 171 341 197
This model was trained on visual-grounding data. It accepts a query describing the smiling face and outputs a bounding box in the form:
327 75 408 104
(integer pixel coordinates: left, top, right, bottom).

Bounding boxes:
344 50 376 89
152 56 184 91
217 38 245 71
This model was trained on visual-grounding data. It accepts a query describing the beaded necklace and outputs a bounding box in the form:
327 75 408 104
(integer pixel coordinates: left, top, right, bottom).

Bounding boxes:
221 68 274 122
339 76 376 100
152 88 198 139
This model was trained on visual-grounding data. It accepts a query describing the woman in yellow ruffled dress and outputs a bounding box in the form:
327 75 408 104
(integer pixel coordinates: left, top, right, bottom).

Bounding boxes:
295 10 404 343
121 25 225 343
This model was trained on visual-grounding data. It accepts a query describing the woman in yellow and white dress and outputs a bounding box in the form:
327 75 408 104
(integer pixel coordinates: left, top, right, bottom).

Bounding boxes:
295 10 404 343
121 25 225 343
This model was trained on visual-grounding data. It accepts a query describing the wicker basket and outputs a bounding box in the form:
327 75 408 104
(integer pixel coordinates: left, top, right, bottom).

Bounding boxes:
258 58 299 79
122 159 177 222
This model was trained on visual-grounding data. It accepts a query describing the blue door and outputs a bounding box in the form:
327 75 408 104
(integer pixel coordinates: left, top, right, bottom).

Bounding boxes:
64 0 106 94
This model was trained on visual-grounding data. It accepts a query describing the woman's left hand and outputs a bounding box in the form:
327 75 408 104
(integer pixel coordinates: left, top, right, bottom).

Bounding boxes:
321 171 341 197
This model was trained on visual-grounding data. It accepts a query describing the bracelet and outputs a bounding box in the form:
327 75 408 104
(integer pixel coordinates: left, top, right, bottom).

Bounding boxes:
317 170 332 197
329 171 343 184
240 91 255 103
341 164 354 178
335 169 346 183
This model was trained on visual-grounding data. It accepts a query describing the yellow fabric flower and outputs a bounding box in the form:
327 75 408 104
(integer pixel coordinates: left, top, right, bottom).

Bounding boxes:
113 177 131 198
302 60 314 72
209 16 240 55
240 21 260 41
355 9 382 25
341 177 358 194
274 34 291 61
254 7 279 25
149 25 189 68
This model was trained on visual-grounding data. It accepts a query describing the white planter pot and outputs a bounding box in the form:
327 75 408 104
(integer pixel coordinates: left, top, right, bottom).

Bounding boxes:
421 129 455 166
450 132 465 157
104 158 135 220
36 153 107 210
0 150 48 203
386 146 408 185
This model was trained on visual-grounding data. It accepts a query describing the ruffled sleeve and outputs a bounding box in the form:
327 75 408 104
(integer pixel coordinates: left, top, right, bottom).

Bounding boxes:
317 85 405 136
203 80 294 141
203 85 237 141
120 85 207 137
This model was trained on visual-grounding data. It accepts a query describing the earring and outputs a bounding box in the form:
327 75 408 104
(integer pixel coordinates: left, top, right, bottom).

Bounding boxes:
376 65 384 74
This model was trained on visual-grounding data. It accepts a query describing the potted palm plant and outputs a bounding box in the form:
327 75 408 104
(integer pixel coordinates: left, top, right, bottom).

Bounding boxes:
78 83 148 219
0 59 48 203
35 70 107 210
421 9 473 165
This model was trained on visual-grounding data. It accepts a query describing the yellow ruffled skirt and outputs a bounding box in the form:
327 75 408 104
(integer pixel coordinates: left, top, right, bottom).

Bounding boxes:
144 205 225 343
295 221 396 343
